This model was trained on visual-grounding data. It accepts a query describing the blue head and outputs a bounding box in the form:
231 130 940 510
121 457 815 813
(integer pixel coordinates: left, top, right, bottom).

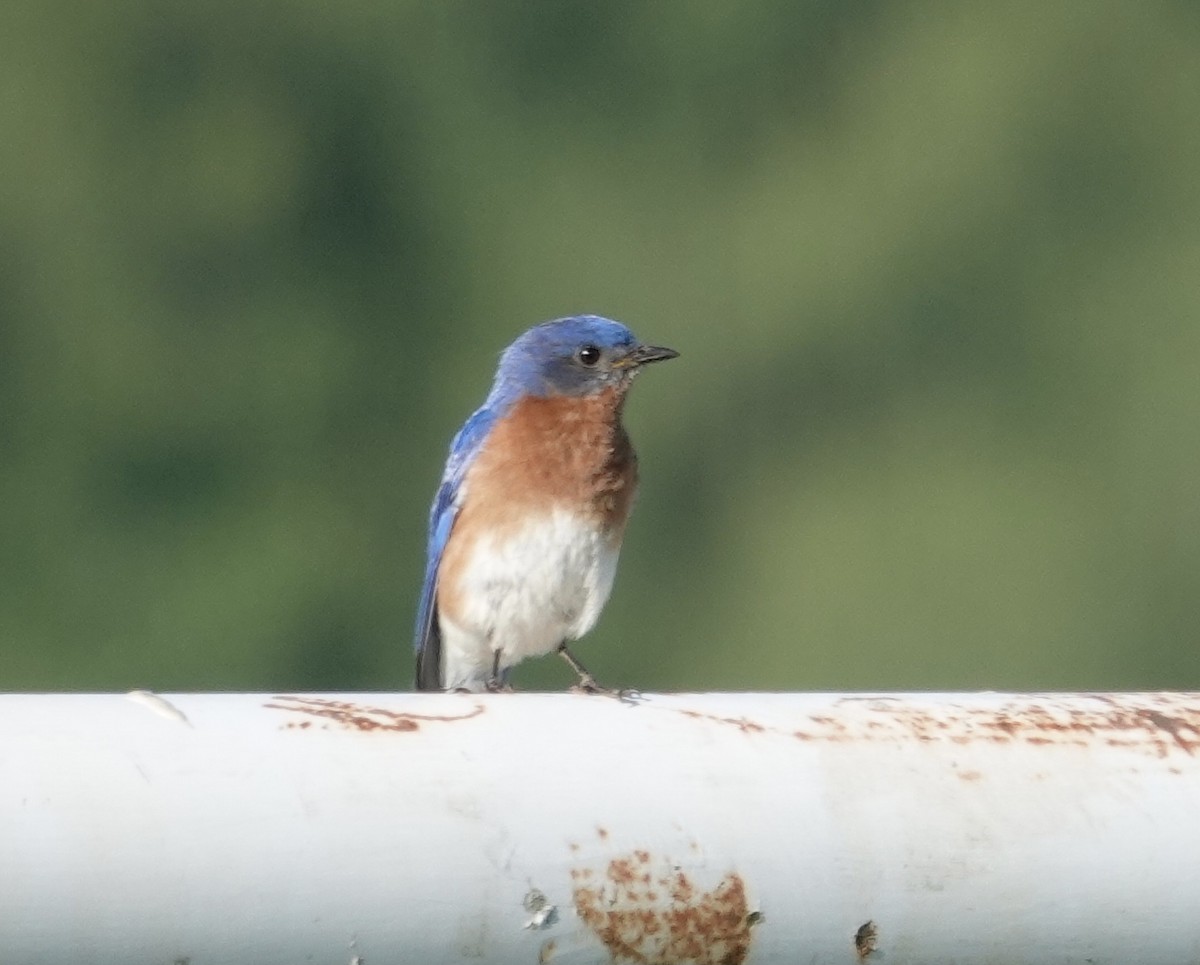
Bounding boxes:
485 315 678 408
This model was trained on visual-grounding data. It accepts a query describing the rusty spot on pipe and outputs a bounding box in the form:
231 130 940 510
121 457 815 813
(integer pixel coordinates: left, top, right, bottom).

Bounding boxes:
1139 709 1199 754
679 710 766 735
265 695 485 732
572 850 754 965
680 694 1200 760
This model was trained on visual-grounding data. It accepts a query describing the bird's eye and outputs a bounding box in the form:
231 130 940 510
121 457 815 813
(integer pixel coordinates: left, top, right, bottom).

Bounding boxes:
576 344 602 367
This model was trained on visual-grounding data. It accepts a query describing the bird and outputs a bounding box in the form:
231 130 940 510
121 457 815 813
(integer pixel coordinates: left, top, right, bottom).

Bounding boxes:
414 315 678 693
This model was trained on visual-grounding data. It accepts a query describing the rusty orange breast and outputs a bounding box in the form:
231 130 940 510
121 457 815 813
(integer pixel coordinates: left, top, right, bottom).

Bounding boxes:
461 388 639 536
435 389 638 626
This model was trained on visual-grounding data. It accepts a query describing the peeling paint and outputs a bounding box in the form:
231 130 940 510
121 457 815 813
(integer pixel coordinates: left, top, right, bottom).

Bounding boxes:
125 690 192 727
264 695 485 732
854 920 878 960
523 888 558 930
571 849 754 965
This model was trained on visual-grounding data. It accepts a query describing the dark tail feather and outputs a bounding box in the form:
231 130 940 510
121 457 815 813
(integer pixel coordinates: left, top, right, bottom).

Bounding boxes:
414 618 444 691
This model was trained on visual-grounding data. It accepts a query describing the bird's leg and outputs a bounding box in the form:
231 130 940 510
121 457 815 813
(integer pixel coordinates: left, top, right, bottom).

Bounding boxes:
486 649 514 693
555 641 598 689
556 642 640 702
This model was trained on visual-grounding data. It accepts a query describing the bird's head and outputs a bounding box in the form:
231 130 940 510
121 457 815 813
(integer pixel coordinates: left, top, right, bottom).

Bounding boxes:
489 315 678 404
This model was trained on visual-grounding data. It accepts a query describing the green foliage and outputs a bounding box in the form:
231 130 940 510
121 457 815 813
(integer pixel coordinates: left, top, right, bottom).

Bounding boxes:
2 2 1199 691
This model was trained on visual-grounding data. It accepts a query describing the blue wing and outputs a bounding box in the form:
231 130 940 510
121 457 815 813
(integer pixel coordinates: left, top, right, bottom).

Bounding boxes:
414 405 497 690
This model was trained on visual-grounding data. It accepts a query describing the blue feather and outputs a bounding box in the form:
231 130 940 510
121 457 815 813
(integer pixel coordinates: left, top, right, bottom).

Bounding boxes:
413 405 499 686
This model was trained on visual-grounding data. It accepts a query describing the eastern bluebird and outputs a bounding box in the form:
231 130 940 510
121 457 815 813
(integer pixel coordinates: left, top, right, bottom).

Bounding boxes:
414 315 678 693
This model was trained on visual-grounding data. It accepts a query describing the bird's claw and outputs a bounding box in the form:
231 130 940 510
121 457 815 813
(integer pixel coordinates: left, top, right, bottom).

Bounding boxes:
570 676 642 704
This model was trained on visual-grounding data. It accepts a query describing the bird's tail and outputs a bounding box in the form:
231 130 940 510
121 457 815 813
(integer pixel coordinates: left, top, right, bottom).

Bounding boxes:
414 619 443 691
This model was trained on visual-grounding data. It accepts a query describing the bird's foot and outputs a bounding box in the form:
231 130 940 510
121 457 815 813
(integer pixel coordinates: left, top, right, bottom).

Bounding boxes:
569 675 642 704
557 642 641 703
485 678 515 694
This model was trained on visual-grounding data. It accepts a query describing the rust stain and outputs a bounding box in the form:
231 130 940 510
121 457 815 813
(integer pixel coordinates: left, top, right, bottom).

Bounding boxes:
683 694 1200 760
1139 709 1200 754
572 850 755 965
679 710 766 735
609 857 638 885
265 695 485 732
854 920 878 960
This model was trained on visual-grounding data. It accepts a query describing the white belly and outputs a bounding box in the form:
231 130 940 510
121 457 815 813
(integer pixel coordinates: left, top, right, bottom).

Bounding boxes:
439 509 620 690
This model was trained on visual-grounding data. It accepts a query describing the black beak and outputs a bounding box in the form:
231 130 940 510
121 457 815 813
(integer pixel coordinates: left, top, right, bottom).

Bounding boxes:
619 344 680 367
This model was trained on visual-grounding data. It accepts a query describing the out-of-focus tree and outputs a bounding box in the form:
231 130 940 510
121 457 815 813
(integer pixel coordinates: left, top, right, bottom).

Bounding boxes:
1 2 1198 692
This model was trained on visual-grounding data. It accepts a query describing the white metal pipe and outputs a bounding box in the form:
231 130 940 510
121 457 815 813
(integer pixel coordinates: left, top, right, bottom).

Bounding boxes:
2 691 1198 964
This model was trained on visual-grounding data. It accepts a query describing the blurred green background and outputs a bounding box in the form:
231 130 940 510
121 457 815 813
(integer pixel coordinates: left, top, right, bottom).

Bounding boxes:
2 2 1199 693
